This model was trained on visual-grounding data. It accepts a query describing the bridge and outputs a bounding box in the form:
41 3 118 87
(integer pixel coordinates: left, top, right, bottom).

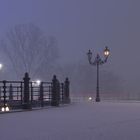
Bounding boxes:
0 101 140 140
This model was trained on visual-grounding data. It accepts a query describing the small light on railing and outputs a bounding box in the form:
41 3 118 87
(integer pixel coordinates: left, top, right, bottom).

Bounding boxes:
1 104 10 112
5 106 9 112
1 107 5 112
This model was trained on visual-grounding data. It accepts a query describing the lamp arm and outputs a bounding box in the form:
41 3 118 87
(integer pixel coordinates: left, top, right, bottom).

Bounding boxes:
98 56 109 65
89 60 97 65
88 57 97 65
104 55 109 63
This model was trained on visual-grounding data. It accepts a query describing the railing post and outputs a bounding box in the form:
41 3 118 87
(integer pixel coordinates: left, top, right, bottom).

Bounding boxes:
39 82 44 107
20 82 23 104
9 84 13 101
3 80 7 108
57 80 60 103
64 78 70 104
48 85 51 104
17 87 19 100
23 72 31 109
0 87 1 101
51 75 60 106
61 83 64 103
30 82 33 104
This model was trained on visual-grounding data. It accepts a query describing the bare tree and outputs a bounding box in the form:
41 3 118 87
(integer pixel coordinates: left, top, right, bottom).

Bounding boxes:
1 23 58 79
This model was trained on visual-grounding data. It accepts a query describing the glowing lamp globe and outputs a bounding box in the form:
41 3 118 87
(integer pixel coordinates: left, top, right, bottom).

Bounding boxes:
104 46 110 57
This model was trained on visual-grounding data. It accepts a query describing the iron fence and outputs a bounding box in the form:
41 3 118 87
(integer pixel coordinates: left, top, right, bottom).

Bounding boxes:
0 73 70 112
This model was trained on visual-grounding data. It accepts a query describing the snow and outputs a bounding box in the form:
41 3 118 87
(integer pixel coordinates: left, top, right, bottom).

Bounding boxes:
0 101 140 140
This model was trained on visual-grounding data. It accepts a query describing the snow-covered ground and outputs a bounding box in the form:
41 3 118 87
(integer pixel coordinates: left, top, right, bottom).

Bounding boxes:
1 101 140 140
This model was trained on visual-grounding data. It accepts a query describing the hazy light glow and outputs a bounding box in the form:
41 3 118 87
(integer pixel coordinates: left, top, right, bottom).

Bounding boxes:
1 106 10 112
36 80 41 86
1 107 5 112
6 107 9 111
32 80 41 86
88 97 92 101
104 47 110 57
104 51 110 56
0 63 3 70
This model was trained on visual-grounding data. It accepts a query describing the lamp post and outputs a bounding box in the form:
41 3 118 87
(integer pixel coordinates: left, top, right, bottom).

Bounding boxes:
87 46 110 102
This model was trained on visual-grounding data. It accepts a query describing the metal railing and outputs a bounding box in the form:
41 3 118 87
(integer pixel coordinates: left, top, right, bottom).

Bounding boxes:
0 73 70 112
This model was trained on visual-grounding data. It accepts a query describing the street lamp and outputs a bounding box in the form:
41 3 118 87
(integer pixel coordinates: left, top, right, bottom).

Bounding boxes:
0 63 3 70
87 46 110 102
32 80 41 86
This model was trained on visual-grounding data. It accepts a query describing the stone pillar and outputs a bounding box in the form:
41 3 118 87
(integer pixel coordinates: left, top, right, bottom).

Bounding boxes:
51 75 60 106
61 83 64 103
9 84 13 101
39 82 44 107
23 72 31 109
3 80 7 108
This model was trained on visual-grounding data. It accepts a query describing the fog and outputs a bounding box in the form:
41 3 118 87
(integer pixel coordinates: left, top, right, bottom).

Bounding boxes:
0 0 139 98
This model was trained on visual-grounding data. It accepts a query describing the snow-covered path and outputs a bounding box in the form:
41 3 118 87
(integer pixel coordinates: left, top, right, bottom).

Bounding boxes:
1 101 140 140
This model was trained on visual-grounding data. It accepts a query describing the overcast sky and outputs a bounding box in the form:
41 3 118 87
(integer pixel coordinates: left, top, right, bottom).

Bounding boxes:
0 0 140 93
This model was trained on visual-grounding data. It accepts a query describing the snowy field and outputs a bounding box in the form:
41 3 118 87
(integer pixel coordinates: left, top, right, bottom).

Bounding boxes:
1 101 140 140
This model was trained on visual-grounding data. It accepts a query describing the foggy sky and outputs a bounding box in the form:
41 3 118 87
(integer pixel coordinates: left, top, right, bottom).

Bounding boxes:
0 0 140 94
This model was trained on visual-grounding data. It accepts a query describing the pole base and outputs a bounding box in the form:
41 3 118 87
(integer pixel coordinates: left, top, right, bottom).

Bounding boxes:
22 103 32 110
95 97 100 102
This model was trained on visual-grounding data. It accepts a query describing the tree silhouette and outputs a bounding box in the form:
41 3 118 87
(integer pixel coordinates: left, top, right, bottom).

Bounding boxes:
1 23 58 78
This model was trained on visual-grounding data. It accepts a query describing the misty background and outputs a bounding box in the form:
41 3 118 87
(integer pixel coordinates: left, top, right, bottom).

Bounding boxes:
0 0 139 99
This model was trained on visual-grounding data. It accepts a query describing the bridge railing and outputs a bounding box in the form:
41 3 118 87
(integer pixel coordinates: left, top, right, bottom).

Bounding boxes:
0 73 70 112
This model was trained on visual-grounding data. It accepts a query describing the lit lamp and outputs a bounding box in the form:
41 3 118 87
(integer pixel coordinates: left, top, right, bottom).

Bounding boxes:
88 97 92 101
87 46 110 102
1 104 10 112
36 80 41 86
104 46 110 56
0 63 3 70
104 47 110 62
32 80 41 86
